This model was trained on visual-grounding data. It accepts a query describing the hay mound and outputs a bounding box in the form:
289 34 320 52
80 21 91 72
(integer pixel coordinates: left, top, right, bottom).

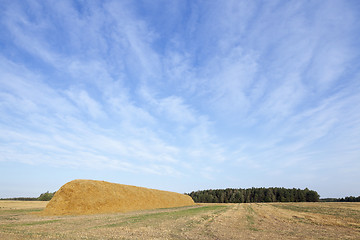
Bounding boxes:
41 179 194 215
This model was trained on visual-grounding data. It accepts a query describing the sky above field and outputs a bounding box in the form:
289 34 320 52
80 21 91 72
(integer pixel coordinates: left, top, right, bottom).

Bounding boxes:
1 0 359 198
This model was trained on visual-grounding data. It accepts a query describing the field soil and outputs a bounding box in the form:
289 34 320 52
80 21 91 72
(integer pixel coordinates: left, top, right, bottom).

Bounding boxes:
0 201 359 239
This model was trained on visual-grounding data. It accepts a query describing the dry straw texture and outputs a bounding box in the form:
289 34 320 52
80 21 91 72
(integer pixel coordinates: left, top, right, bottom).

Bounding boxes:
41 179 194 215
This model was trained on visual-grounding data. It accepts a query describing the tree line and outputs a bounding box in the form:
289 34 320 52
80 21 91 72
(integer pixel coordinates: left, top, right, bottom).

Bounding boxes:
321 196 360 202
0 191 56 201
187 187 320 203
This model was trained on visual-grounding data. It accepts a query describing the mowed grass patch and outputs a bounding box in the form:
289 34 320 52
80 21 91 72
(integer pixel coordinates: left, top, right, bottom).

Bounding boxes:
0 200 47 218
271 203 360 219
0 208 44 223
1 219 61 228
244 204 260 231
270 202 360 230
0 208 43 215
98 205 228 228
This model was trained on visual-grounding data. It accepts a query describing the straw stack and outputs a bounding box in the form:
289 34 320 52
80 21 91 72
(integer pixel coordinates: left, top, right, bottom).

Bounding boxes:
41 179 194 215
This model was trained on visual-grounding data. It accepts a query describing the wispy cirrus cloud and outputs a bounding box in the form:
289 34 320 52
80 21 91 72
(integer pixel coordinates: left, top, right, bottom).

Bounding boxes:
0 0 227 182
0 0 359 197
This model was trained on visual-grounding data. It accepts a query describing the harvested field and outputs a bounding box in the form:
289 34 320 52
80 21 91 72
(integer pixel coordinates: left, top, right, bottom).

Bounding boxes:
0 201 47 210
41 179 194 215
0 201 359 239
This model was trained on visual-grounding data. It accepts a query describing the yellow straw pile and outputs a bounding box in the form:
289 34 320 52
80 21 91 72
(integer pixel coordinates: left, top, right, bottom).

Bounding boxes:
41 179 194 215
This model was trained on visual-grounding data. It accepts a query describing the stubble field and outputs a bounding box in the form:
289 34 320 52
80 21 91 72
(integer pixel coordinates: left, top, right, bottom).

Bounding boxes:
0 200 359 239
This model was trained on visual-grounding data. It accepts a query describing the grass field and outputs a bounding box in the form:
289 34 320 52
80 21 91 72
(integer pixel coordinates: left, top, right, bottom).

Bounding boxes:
0 201 359 239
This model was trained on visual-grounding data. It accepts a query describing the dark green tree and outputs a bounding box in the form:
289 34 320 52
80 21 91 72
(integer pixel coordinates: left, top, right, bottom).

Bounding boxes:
37 191 56 201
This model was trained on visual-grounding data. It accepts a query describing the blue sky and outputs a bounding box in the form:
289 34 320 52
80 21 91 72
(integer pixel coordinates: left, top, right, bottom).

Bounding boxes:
1 0 359 198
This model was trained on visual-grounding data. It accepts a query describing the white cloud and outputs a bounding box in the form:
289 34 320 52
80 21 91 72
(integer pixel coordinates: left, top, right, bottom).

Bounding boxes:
66 88 105 119
1 0 359 197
